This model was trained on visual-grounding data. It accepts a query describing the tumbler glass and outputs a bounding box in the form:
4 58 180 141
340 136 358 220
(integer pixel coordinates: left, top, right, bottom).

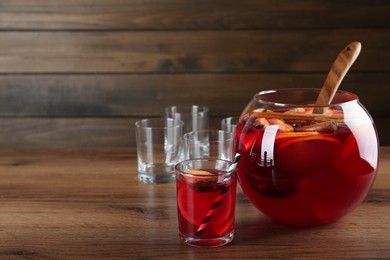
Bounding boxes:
176 159 237 247
135 118 183 183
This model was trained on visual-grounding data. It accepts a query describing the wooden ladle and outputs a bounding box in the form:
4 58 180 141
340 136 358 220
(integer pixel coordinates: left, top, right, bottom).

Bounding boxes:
313 41 362 114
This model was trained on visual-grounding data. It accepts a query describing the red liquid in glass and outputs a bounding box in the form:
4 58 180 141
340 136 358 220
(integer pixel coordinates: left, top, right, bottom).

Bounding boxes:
234 110 378 225
176 169 236 245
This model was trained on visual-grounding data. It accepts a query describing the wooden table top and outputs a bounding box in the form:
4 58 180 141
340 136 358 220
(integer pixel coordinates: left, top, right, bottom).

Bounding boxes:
0 147 389 259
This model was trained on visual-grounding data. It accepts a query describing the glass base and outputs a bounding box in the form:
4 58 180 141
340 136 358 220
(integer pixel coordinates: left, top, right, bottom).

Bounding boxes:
138 171 175 184
180 231 234 247
138 162 176 184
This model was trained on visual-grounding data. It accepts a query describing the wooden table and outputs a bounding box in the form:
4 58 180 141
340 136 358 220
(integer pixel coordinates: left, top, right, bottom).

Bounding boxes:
0 147 389 259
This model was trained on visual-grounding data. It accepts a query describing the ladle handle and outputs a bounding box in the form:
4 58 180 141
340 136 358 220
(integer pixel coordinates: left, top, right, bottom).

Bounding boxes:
313 42 361 114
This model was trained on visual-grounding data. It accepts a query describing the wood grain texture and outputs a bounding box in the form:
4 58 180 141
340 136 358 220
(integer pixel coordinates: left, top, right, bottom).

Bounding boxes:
0 117 388 148
0 73 388 117
0 118 135 147
0 147 388 258
0 29 388 73
0 117 221 148
313 42 361 114
0 1 388 148
0 0 388 30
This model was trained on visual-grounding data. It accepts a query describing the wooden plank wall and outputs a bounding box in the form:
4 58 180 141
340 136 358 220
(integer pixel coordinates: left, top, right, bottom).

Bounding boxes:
0 0 389 147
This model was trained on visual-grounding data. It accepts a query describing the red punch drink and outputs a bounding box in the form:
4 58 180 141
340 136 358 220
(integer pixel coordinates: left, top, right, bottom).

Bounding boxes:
234 89 379 225
176 159 237 247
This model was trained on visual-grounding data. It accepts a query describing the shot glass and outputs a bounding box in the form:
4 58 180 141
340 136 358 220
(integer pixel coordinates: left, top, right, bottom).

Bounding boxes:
176 159 237 247
165 105 209 133
221 116 239 133
135 118 183 183
184 130 233 161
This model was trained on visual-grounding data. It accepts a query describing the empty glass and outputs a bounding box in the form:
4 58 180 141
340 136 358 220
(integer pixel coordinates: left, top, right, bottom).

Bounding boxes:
165 105 209 133
135 118 184 183
184 130 233 161
221 116 239 133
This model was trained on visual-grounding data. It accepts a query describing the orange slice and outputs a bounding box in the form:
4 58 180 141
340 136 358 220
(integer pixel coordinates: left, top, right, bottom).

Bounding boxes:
276 131 320 142
275 134 342 177
185 169 214 175
183 169 216 184
177 186 214 225
177 180 231 228
340 125 377 175
325 109 343 115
